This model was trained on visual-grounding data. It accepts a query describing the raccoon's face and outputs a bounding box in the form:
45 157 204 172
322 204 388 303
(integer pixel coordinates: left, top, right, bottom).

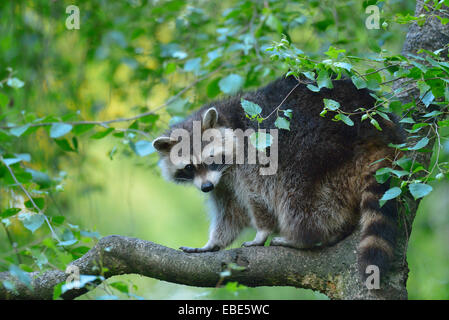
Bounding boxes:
152 107 233 193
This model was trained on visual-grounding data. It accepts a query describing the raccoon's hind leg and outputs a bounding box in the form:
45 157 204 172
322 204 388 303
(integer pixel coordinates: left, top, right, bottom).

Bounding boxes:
241 201 276 247
241 230 271 247
269 236 316 249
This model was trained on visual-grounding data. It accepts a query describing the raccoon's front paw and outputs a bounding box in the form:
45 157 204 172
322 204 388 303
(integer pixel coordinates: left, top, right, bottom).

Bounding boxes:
179 245 220 253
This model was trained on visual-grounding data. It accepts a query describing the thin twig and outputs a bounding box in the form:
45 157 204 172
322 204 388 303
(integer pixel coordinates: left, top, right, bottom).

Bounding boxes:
1 157 60 242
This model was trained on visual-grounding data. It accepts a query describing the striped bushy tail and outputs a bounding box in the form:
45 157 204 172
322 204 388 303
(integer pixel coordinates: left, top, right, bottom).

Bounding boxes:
357 176 398 282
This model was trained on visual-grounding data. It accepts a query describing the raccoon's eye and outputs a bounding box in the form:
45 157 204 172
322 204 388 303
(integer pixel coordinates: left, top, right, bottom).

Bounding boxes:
184 164 195 172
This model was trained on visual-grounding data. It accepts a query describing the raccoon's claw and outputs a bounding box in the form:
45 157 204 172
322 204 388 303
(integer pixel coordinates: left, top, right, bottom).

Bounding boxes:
179 245 220 253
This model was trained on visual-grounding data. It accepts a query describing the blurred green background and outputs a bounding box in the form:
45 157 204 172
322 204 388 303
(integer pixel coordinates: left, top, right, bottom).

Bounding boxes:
1 0 448 299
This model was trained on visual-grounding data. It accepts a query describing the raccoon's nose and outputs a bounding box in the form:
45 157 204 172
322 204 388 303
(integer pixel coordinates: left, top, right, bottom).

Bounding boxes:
201 181 214 193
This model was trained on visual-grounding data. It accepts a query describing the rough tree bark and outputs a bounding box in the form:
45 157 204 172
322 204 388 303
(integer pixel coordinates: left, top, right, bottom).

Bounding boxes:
1 0 448 300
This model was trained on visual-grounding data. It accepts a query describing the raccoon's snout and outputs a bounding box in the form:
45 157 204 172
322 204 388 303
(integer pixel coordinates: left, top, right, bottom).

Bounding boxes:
201 181 214 193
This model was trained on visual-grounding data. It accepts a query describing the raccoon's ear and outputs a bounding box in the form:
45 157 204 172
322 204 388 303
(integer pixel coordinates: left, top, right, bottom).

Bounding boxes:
152 136 176 154
202 107 218 129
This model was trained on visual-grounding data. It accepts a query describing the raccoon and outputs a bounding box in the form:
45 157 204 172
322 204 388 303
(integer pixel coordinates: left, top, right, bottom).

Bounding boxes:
152 75 404 280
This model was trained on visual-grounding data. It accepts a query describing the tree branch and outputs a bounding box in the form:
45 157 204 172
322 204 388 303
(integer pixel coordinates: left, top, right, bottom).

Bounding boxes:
0 225 410 300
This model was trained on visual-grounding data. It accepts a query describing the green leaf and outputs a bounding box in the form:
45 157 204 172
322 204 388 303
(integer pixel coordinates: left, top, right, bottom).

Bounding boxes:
7 77 25 89
323 98 340 111
132 140 155 157
274 117 290 130
10 125 30 137
166 98 189 116
306 84 320 92
375 167 392 183
380 187 402 201
54 138 76 152
266 15 283 33
399 117 415 124
110 281 129 294
2 158 22 166
409 183 433 199
57 239 78 247
219 74 244 94
333 62 352 71
50 123 73 138
241 99 262 117
1 208 21 219
53 283 63 300
409 137 429 150
283 109 292 118
18 212 45 233
9 265 31 289
351 76 367 89
370 118 382 131
72 124 95 135
324 46 345 59
25 197 45 211
302 72 315 81
207 78 221 98
335 114 354 126
2 280 16 293
249 132 273 150
90 128 114 139
317 69 333 89
184 58 202 75
421 90 435 107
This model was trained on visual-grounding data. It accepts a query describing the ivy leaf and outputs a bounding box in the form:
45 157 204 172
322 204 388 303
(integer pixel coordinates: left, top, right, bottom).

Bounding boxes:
219 74 244 94
409 183 433 199
50 123 73 138
274 117 290 130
